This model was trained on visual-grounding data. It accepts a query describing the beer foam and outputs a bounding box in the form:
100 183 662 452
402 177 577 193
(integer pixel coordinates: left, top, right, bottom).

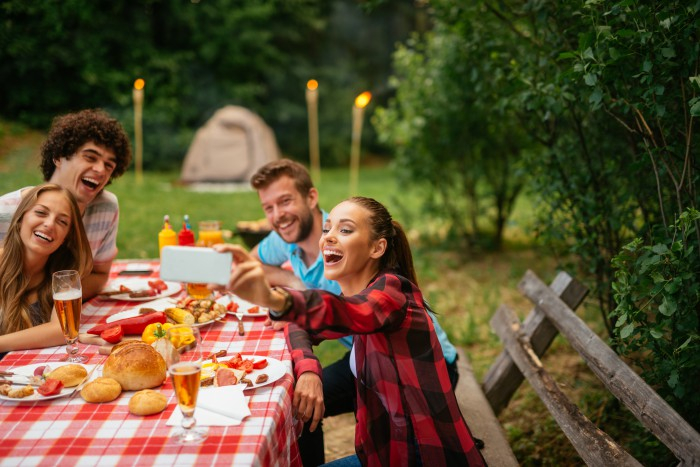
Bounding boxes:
54 289 82 300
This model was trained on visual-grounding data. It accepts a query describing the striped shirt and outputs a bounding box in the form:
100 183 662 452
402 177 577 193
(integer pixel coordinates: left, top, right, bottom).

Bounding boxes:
0 187 119 267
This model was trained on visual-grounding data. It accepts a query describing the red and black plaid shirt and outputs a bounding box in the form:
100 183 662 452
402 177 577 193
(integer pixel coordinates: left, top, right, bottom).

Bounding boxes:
277 272 485 466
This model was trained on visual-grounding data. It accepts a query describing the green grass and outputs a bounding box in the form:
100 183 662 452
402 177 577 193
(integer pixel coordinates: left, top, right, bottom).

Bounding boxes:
106 165 424 259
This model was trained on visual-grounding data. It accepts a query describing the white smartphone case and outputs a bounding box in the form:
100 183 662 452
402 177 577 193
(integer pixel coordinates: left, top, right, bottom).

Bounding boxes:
160 246 232 285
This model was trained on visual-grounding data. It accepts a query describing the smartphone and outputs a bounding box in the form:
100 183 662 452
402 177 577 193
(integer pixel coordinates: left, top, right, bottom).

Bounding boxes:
160 246 232 285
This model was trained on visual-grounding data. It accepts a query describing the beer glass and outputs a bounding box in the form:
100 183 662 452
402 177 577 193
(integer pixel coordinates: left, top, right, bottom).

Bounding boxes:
52 270 87 363
166 325 208 444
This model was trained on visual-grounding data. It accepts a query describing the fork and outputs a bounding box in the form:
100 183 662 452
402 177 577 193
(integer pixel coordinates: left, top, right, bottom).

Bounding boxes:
226 292 245 336
234 312 245 336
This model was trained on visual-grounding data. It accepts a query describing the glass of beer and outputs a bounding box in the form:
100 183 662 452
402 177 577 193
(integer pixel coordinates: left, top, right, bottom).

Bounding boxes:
52 270 87 363
166 324 208 444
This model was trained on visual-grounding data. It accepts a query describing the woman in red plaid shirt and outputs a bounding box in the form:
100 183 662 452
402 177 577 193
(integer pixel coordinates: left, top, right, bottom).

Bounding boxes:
218 196 485 466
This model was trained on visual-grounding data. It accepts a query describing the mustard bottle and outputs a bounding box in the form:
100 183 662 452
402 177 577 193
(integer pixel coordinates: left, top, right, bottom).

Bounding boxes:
158 215 177 257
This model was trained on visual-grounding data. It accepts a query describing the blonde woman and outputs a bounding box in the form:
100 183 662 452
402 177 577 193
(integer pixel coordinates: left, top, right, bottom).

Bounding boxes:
0 184 92 357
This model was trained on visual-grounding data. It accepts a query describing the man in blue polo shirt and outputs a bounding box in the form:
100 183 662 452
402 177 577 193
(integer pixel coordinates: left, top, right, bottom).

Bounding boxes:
250 159 459 466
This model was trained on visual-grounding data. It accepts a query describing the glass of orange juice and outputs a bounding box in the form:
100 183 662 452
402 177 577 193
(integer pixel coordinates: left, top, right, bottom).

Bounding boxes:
187 221 224 299
197 220 224 247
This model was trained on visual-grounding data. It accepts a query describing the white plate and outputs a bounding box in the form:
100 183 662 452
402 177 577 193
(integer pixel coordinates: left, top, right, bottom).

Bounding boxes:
191 314 227 328
99 279 182 302
0 362 97 403
217 294 268 318
202 355 286 391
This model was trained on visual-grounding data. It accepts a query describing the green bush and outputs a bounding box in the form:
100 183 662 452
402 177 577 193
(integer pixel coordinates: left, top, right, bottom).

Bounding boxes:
611 208 700 429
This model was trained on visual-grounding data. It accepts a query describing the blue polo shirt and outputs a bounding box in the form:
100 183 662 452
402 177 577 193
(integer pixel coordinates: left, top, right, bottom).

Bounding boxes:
256 211 456 363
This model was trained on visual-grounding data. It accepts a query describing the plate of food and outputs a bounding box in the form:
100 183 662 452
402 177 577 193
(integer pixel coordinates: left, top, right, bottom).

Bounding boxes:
200 354 286 391
217 294 267 317
99 278 182 302
165 296 228 327
0 362 97 403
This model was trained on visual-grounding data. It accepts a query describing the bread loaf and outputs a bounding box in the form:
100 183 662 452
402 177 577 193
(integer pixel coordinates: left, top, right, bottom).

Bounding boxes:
80 377 122 403
47 364 88 387
102 341 166 390
129 389 168 416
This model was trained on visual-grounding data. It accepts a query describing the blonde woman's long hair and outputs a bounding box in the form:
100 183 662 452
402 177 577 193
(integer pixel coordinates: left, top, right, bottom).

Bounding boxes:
0 184 93 334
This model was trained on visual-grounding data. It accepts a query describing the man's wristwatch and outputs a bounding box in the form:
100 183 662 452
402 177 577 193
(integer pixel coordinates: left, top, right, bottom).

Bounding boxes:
270 286 293 317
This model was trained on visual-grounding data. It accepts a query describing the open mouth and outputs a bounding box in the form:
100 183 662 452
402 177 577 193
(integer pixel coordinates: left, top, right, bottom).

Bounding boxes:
275 218 295 233
34 231 53 243
323 249 343 265
82 177 100 190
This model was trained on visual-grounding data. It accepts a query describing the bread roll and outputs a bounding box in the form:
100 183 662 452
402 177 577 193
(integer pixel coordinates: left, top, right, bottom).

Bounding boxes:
80 377 122 403
129 389 168 416
103 341 166 390
47 364 88 387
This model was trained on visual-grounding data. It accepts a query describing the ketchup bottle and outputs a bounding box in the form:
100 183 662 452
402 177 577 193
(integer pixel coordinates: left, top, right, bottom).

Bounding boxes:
178 214 195 246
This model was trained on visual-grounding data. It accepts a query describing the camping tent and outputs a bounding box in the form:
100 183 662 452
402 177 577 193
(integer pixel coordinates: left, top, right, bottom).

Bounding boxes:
180 106 280 183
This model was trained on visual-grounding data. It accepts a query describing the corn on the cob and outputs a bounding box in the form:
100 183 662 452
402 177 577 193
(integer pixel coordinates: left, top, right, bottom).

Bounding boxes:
165 307 195 325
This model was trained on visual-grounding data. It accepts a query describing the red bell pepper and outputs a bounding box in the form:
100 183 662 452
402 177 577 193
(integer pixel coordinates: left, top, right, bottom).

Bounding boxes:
87 312 166 336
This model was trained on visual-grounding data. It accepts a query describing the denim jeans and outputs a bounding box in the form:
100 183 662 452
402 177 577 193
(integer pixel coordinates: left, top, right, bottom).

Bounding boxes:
321 454 361 467
298 350 459 466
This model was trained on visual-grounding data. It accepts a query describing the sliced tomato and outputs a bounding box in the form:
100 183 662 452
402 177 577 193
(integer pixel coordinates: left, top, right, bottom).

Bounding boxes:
148 279 168 292
119 284 132 293
37 378 64 396
252 359 268 370
241 360 254 373
248 306 260 314
226 301 240 313
100 325 124 344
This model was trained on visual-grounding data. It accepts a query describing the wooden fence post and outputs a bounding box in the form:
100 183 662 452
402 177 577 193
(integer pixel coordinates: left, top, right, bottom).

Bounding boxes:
519 270 700 465
491 304 642 467
482 271 588 414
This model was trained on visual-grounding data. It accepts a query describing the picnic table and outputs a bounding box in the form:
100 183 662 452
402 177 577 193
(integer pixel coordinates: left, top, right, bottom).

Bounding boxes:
0 260 301 466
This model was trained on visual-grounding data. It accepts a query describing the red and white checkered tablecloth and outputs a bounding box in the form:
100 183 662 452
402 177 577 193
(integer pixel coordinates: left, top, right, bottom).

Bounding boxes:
0 261 302 466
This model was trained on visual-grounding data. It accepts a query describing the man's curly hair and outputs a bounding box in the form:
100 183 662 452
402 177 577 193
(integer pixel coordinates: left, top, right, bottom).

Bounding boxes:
39 109 132 184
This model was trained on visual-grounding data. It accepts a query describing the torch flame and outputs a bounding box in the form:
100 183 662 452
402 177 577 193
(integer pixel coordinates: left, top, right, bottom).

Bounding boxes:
354 91 371 109
307 79 318 91
134 79 145 90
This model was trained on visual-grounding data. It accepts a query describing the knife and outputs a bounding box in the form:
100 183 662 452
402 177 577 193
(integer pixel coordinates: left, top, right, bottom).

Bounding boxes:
73 360 105 394
105 307 158 324
0 377 42 387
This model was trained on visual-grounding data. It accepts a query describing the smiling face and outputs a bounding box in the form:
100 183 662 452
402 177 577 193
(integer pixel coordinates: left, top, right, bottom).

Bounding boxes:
19 190 72 260
320 201 386 291
49 142 117 210
258 175 317 244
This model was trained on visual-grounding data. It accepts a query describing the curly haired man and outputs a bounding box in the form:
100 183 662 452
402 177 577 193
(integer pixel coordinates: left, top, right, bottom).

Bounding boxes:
0 109 132 299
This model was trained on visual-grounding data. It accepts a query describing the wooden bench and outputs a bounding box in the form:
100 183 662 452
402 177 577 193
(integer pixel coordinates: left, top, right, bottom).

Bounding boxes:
454 270 700 465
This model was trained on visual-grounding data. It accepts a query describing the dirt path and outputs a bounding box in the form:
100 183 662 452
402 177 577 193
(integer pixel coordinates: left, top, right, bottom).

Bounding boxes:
323 414 356 461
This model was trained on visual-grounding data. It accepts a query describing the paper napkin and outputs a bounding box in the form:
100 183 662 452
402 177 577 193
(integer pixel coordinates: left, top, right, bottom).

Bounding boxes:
166 385 251 427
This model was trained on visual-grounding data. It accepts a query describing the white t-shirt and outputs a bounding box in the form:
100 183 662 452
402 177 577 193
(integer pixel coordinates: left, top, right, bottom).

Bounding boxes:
0 187 119 267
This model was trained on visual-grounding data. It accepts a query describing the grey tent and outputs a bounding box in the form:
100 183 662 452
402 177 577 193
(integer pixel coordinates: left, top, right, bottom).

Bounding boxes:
180 106 280 183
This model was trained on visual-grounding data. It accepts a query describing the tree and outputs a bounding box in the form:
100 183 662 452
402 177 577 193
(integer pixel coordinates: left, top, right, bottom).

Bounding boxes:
0 0 419 168
374 7 528 249
375 0 699 435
